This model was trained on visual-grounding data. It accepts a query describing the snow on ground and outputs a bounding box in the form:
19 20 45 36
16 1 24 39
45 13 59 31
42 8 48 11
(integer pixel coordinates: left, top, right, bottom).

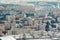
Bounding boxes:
0 36 16 40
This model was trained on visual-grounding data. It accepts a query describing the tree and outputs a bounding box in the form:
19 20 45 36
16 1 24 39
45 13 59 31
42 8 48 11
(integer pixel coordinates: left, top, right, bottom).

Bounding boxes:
45 21 50 31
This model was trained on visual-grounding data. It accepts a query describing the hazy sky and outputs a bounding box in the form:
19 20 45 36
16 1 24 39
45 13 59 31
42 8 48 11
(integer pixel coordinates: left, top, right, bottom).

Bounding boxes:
0 0 60 4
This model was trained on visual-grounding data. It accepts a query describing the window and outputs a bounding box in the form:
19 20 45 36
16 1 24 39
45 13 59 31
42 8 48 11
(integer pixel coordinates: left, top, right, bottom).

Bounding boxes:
12 31 17 35
26 13 34 17
16 10 22 14
15 18 19 20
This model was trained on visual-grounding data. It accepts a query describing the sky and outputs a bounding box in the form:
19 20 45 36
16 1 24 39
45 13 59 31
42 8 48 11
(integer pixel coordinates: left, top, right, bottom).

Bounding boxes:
0 0 60 4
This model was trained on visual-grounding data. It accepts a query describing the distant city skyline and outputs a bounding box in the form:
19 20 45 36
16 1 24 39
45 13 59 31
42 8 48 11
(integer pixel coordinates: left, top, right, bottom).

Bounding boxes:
0 0 60 4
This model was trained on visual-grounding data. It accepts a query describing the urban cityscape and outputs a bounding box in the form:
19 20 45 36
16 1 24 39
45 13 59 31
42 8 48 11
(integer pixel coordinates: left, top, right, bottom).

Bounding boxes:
0 1 60 40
